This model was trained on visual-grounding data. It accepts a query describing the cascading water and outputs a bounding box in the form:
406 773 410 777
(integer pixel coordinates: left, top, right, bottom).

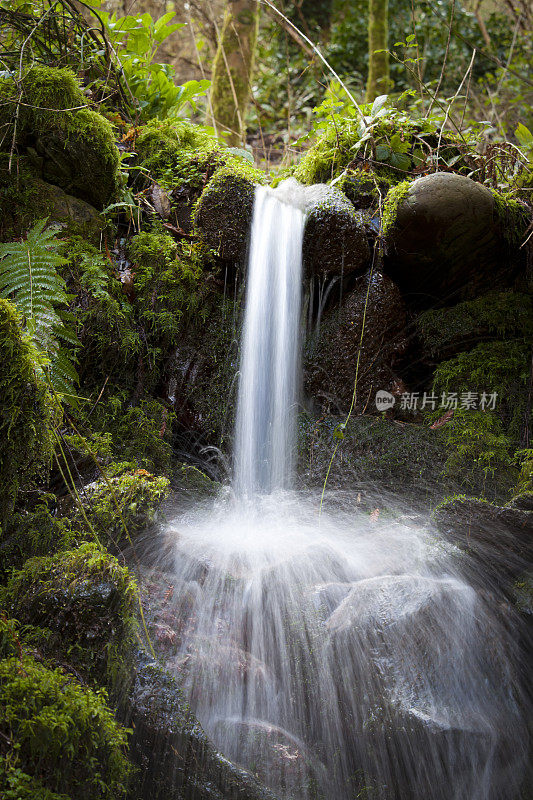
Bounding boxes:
161 180 530 799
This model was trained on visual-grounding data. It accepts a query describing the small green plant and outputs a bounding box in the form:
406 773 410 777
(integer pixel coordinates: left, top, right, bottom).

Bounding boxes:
92 9 210 121
0 219 78 398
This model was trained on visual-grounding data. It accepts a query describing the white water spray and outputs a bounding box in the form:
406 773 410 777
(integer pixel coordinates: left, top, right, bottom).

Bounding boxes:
159 181 529 799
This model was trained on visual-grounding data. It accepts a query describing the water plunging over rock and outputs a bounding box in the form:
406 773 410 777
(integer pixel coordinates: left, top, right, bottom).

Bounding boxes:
157 180 530 800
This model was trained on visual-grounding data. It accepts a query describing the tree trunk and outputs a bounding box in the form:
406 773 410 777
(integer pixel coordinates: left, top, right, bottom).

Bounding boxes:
365 0 391 102
210 0 259 145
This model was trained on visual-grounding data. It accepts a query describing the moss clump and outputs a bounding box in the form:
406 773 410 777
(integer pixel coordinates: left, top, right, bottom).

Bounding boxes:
417 291 533 358
194 166 262 262
135 119 220 187
0 654 130 799
0 299 57 526
380 179 411 235
0 66 119 208
1 543 138 687
78 468 170 547
491 190 530 248
0 498 77 581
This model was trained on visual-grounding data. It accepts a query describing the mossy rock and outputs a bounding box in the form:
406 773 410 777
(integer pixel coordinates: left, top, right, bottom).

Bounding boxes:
302 187 370 276
416 290 533 359
0 66 119 209
0 498 77 581
304 272 407 412
0 156 107 244
297 412 458 503
78 469 170 548
382 173 529 305
172 462 221 500
432 495 533 585
194 168 257 264
0 299 57 526
0 542 138 686
0 653 131 800
123 650 276 800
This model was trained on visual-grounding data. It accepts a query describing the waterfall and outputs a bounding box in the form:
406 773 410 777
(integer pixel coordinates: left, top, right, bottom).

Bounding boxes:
159 181 530 800
234 179 329 495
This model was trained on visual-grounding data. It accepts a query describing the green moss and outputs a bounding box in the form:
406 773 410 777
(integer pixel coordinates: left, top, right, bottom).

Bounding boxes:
1 543 138 687
194 166 262 262
0 66 119 208
0 654 130 799
0 299 57 526
0 498 77 581
381 180 411 235
0 156 108 244
417 291 533 357
77 468 170 546
88 398 175 474
491 190 530 248
135 119 220 187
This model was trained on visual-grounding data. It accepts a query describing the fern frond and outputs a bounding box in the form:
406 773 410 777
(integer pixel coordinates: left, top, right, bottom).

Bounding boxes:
0 219 79 399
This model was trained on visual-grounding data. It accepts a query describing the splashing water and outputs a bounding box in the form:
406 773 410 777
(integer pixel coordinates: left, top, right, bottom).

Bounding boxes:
161 181 529 799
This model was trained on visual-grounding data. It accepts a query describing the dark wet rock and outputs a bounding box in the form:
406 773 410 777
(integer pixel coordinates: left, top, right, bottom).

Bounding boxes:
383 173 528 305
194 170 255 264
309 582 352 616
506 491 533 512
432 495 533 585
123 650 277 800
325 573 527 800
304 271 407 412
173 462 221 501
303 188 370 276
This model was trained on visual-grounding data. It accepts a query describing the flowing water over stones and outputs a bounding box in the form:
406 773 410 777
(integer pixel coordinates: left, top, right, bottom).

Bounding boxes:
160 181 530 799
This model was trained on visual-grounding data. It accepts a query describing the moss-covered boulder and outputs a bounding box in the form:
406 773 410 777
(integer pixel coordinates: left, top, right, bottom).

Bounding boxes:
0 654 130 800
382 173 529 304
416 290 533 360
123 650 276 800
0 157 107 244
78 469 170 548
297 412 459 503
432 495 533 586
0 66 120 209
0 299 56 526
0 543 138 686
302 188 370 276
194 168 257 264
304 272 407 412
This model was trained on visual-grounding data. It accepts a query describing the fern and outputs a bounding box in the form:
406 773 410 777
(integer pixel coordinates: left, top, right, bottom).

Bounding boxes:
0 219 79 398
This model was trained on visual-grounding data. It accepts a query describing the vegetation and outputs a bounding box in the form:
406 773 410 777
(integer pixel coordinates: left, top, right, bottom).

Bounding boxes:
0 0 530 796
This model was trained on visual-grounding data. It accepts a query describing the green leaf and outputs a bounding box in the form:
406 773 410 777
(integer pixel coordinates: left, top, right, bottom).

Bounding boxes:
371 94 388 117
375 144 391 161
515 123 533 148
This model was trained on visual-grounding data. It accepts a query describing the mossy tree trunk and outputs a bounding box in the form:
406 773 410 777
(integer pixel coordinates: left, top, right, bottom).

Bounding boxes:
365 0 391 101
210 0 259 145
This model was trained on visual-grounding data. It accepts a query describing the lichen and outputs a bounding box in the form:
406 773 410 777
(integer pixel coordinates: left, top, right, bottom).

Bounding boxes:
0 299 57 526
0 654 131 799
